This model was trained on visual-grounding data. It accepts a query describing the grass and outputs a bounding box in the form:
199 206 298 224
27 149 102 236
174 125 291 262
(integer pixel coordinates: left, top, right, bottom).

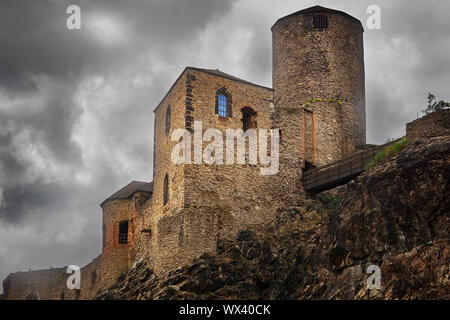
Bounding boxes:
365 137 407 170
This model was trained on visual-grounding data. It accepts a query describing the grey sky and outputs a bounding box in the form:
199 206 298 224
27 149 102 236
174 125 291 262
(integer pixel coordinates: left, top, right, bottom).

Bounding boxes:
0 0 449 291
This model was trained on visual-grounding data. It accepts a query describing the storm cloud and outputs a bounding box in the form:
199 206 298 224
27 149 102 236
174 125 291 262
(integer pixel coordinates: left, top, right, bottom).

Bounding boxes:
0 0 449 290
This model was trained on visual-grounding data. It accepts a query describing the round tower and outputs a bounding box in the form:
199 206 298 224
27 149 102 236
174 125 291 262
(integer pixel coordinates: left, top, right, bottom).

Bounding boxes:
272 6 366 166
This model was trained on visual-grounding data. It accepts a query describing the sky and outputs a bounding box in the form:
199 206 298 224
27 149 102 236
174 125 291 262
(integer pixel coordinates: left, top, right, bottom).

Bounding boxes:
0 0 449 291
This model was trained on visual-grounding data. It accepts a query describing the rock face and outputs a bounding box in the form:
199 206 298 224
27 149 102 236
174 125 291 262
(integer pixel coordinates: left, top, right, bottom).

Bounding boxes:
96 135 450 300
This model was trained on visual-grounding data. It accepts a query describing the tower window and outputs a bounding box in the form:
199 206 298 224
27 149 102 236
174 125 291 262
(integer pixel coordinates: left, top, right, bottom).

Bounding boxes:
215 88 232 118
118 221 128 244
314 15 328 29
165 105 171 135
241 107 257 131
163 174 169 205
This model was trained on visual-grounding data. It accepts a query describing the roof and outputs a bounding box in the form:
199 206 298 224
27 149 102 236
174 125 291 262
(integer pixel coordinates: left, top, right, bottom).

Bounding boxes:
100 180 153 207
188 67 274 91
154 66 273 113
271 5 363 31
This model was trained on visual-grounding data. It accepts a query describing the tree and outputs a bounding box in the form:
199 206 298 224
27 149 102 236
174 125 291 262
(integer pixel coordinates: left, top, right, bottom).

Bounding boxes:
423 93 450 115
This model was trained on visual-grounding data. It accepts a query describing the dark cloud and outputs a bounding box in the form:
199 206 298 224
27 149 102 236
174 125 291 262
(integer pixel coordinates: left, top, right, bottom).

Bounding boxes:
0 0 235 89
0 0 236 289
0 0 449 293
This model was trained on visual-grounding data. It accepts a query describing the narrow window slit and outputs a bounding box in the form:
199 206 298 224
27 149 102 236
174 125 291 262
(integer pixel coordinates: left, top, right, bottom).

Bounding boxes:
119 221 128 244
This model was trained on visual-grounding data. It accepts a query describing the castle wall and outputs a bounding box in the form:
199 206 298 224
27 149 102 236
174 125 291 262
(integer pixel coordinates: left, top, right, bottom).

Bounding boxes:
132 70 189 274
300 100 363 166
148 69 281 274
129 193 153 265
99 199 136 288
2 257 101 300
2 267 68 300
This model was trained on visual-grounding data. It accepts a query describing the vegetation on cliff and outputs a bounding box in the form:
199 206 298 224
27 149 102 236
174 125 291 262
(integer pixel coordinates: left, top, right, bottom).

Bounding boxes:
365 137 407 170
423 93 450 115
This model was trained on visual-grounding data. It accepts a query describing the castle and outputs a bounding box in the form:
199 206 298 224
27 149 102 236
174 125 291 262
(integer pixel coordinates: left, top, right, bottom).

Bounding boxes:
1 6 366 300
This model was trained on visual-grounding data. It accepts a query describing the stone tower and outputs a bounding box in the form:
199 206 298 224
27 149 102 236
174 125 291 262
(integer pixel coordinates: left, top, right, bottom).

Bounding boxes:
271 5 366 198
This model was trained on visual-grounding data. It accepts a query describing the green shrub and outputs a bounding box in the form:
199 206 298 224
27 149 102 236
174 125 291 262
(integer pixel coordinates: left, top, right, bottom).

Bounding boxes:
365 138 407 170
422 93 450 115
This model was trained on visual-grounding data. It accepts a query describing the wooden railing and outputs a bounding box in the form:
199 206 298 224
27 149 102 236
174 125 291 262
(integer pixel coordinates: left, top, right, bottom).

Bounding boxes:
302 148 380 193
302 138 405 193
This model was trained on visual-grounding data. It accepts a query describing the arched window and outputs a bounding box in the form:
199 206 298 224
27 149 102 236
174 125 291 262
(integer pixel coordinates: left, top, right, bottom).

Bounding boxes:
163 174 169 205
241 107 257 131
165 105 171 135
215 88 232 118
218 94 227 117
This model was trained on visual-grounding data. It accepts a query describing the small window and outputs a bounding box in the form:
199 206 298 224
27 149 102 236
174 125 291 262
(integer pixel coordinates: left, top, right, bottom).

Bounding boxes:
314 15 328 29
165 105 171 135
163 174 169 205
215 88 232 118
241 107 257 131
119 221 128 244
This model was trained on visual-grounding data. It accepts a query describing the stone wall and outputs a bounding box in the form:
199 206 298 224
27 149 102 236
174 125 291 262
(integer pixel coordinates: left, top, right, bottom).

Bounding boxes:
272 8 366 170
99 199 135 287
182 68 277 215
148 69 187 227
2 267 68 300
146 68 282 275
2 257 101 300
271 8 366 203
272 8 365 115
132 69 189 276
406 109 450 143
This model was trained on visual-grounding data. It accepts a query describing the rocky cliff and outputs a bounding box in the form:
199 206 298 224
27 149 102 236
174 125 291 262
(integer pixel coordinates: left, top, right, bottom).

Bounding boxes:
96 134 450 300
